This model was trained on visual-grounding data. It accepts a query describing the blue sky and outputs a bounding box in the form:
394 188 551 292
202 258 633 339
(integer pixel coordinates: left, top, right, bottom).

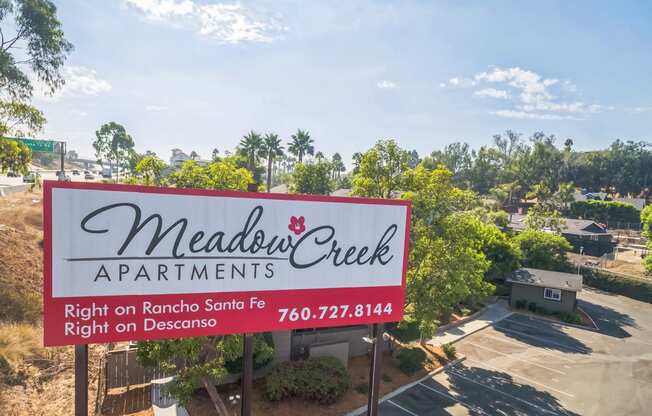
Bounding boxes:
32 0 652 164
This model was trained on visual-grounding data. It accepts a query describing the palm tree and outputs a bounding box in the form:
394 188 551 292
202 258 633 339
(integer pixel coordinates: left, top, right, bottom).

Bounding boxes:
239 131 263 173
288 129 314 163
315 151 325 161
262 133 284 192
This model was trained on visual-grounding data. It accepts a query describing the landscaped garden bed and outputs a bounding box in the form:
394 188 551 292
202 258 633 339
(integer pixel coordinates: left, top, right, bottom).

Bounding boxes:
187 342 457 416
512 299 596 329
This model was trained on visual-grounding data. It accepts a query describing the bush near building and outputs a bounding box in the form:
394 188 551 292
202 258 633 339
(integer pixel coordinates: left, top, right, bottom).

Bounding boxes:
570 200 640 224
396 347 426 375
265 356 351 404
581 268 652 303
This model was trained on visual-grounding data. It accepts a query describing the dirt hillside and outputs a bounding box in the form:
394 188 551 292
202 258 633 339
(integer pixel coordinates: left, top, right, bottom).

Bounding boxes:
0 190 103 416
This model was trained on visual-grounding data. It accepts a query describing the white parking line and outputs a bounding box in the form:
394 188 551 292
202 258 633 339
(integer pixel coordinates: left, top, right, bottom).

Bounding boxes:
504 317 599 343
493 324 592 355
416 382 492 416
465 358 575 398
465 341 566 375
481 333 577 362
446 368 562 416
387 399 418 416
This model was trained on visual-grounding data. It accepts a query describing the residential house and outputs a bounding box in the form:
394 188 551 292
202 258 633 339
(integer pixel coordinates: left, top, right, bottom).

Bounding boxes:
508 213 615 256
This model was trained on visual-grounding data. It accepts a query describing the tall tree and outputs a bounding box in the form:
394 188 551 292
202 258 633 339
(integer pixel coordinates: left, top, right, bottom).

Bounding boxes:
261 133 284 192
352 139 410 199
211 147 220 161
92 122 135 182
290 161 333 195
400 165 493 338
0 0 73 100
0 0 72 172
288 129 314 163
238 130 263 175
331 152 345 179
135 155 166 186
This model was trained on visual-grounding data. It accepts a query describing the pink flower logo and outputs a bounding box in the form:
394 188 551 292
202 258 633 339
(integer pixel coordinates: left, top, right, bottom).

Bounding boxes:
288 216 306 235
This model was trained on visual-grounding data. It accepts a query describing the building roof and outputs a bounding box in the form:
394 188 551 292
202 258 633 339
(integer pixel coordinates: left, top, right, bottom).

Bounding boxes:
507 268 583 292
508 213 611 236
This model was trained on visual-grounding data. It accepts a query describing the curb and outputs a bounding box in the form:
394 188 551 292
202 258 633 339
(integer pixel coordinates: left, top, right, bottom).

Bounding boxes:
345 355 467 416
427 306 513 347
513 310 599 332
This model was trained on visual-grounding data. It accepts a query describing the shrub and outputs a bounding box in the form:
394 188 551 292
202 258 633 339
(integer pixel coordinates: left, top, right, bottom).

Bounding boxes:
0 323 45 384
442 343 456 360
559 312 582 325
265 356 351 404
570 200 640 224
386 321 421 343
396 347 426 375
535 306 549 315
528 302 537 313
225 333 274 374
581 268 652 304
354 382 368 395
0 285 41 324
381 373 393 382
514 299 527 309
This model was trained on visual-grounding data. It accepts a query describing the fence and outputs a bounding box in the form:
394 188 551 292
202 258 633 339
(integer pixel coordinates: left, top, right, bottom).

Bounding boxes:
94 347 171 416
105 347 169 389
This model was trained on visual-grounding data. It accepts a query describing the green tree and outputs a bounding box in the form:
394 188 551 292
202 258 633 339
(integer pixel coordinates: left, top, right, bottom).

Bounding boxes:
92 122 135 182
0 0 73 100
169 158 252 191
0 100 46 136
400 165 493 338
238 131 263 175
352 139 410 199
0 136 30 174
287 129 314 163
514 229 572 272
290 161 333 195
331 152 345 180
211 147 220 161
135 155 166 185
261 133 284 193
137 333 272 415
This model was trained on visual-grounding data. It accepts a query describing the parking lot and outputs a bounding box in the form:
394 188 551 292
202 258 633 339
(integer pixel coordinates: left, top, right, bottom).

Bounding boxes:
373 289 652 415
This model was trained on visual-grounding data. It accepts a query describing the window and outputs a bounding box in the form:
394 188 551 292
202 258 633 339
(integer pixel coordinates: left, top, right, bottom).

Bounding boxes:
543 287 561 302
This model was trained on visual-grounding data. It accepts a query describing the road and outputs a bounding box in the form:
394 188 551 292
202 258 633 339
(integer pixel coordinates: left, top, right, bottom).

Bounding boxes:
373 288 652 415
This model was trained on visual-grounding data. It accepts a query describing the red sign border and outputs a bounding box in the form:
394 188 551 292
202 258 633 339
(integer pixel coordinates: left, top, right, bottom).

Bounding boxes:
42 180 411 345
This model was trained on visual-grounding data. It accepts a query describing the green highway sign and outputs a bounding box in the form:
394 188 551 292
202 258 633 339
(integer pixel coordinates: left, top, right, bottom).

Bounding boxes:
12 138 58 153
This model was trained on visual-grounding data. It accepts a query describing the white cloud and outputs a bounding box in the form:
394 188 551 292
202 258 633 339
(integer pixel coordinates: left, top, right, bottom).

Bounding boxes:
126 0 287 44
440 76 475 88
145 105 169 111
376 80 397 89
490 110 580 121
34 66 112 102
475 67 558 105
473 88 510 99
443 66 614 120
125 0 193 20
626 107 652 114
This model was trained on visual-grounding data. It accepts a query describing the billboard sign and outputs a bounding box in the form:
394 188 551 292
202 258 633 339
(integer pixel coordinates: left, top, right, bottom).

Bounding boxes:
43 181 411 346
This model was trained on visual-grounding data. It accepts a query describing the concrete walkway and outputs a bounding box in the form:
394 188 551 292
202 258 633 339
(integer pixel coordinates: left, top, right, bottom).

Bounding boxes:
427 300 512 346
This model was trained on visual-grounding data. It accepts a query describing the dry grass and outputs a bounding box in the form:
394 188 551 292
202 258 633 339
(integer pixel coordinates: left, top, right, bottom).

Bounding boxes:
0 190 106 415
